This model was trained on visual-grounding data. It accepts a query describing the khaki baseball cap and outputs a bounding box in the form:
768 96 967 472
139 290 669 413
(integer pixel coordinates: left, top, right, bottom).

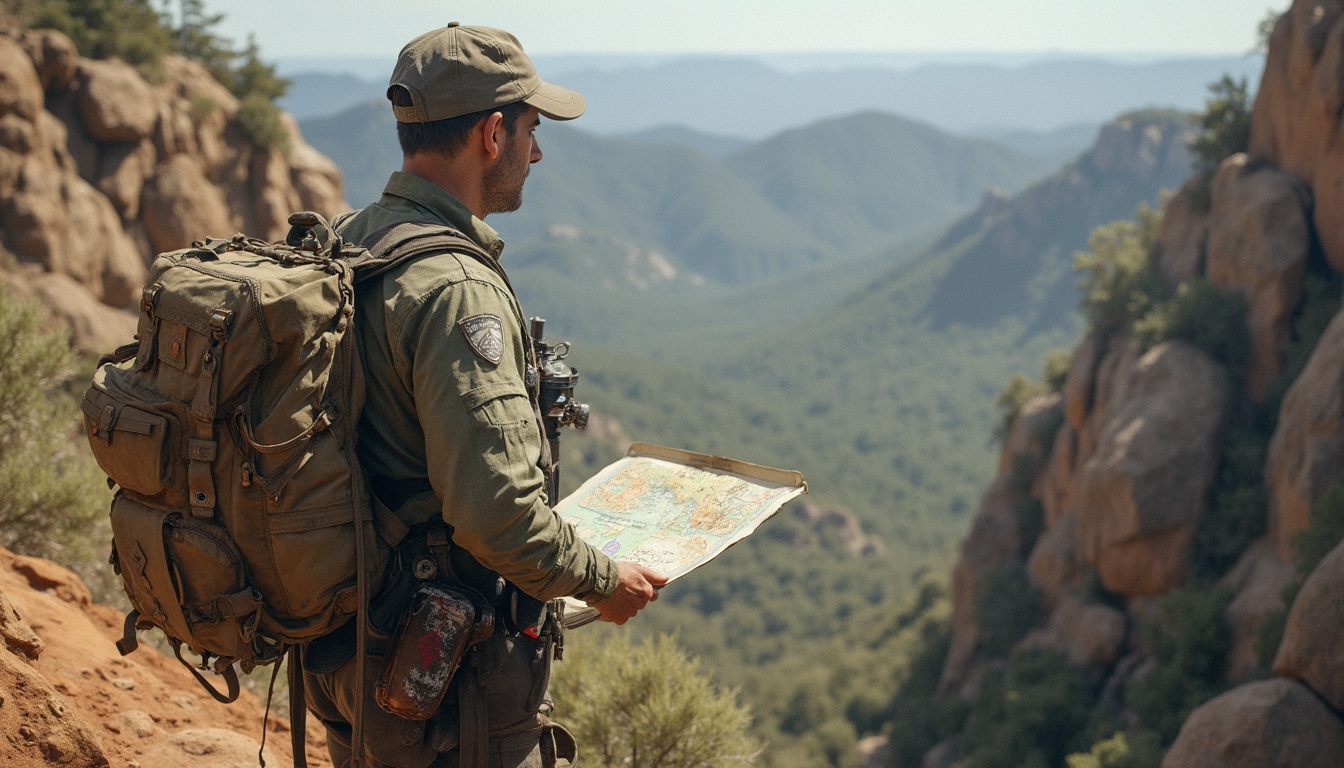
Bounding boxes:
388 23 585 123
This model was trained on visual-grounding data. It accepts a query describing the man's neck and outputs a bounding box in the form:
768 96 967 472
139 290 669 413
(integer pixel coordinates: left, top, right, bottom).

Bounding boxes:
401 154 486 219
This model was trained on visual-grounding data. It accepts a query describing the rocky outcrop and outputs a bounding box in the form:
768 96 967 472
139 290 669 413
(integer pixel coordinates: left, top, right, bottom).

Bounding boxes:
0 26 347 355
1266 304 1344 560
1021 594 1126 673
1220 539 1295 682
1154 175 1209 287
0 546 326 768
1074 341 1230 595
790 502 885 558
1250 0 1344 273
1274 537 1344 709
1161 678 1344 768
1204 153 1312 401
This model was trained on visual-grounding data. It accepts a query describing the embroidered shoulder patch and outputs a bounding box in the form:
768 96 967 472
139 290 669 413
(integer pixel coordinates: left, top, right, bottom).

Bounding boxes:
459 314 505 365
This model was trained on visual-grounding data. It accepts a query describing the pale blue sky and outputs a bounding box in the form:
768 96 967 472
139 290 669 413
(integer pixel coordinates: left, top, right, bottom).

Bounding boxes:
215 0 1282 60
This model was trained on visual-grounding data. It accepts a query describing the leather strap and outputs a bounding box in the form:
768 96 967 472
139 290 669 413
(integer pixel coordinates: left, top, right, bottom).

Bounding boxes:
187 309 230 518
289 645 308 768
172 643 240 704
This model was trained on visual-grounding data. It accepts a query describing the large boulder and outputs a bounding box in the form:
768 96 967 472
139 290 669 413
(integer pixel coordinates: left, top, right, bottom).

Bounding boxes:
74 58 158 143
1204 154 1312 401
1074 341 1230 595
141 154 236 252
0 34 44 122
1274 537 1344 709
1027 511 1082 608
1250 0 1344 272
1220 539 1295 682
283 112 348 217
1155 174 1210 287
1161 678 1344 768
6 270 138 355
17 29 78 92
1266 305 1344 559
997 392 1062 478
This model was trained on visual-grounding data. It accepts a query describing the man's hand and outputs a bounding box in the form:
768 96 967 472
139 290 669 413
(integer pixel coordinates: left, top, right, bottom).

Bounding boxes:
593 561 669 625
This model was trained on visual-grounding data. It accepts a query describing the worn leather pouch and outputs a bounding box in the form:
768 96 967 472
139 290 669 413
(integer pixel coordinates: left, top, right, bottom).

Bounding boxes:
375 585 494 720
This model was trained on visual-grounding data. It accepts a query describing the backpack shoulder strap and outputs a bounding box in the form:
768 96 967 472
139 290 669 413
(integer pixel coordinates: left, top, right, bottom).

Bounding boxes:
346 221 500 285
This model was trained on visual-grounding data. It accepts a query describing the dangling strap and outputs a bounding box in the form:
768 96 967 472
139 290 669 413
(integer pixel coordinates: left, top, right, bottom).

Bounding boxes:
172 643 240 704
257 657 283 768
458 656 489 768
289 645 309 768
115 610 140 655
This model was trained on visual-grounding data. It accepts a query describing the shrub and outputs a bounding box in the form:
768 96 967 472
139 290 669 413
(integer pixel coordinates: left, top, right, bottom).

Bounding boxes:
1126 587 1231 744
236 91 290 152
1187 424 1270 581
957 648 1096 768
1066 731 1163 768
973 564 1039 658
1190 76 1252 173
0 285 110 585
1074 205 1164 337
1132 278 1249 371
9 0 172 66
550 633 759 768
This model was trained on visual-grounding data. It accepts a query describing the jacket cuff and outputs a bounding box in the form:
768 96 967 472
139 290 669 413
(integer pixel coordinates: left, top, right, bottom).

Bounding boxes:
570 549 619 604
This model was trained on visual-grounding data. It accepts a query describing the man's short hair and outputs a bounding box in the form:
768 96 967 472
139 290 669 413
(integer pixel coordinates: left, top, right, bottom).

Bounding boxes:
392 86 530 157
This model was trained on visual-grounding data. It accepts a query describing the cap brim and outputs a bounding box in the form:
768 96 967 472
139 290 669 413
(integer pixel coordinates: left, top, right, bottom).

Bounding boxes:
524 80 586 121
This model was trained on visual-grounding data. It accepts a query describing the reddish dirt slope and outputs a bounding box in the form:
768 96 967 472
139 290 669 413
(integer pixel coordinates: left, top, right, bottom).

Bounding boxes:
0 547 330 768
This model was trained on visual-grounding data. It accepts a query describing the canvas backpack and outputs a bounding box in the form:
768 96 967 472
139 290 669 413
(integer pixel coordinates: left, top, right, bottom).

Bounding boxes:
82 211 501 765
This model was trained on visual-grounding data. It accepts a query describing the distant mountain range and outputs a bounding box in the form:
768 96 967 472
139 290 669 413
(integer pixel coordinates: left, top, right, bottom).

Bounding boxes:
302 104 1060 284
280 53 1261 140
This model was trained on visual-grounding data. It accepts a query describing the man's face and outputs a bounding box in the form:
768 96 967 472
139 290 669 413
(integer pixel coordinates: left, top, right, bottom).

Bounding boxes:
482 107 542 215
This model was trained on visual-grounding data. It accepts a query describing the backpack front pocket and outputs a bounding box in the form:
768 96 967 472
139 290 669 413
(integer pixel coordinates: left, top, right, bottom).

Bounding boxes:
84 387 172 496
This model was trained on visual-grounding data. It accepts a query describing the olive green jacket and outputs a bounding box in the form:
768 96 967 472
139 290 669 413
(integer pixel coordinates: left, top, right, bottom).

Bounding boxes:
338 172 617 604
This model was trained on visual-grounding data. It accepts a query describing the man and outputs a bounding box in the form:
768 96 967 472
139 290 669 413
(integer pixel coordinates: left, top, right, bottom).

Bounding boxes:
304 23 667 768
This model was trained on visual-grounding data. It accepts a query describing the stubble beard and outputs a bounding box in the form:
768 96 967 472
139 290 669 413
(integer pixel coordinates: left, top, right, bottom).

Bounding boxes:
481 134 529 215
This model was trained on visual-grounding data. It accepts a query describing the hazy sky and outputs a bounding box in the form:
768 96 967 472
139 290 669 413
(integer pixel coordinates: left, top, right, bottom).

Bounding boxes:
215 1 1280 60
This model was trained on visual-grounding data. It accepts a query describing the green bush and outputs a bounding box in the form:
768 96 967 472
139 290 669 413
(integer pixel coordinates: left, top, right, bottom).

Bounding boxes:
8 0 172 66
1190 76 1252 173
973 564 1039 658
1066 731 1163 768
1132 278 1249 371
1126 587 1231 744
957 648 1096 768
0 286 110 589
1074 205 1164 337
550 633 759 768
236 91 290 152
1188 424 1270 581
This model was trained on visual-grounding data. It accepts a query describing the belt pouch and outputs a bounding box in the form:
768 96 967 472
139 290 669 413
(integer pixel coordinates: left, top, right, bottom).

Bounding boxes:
375 585 494 720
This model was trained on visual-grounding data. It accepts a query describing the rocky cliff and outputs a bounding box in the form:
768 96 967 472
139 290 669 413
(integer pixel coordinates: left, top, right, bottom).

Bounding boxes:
0 545 329 768
0 24 347 356
931 2 1344 765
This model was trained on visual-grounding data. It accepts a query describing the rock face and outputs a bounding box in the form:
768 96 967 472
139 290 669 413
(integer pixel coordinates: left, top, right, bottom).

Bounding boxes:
1161 678 1344 768
1251 0 1344 273
1155 174 1210 287
0 27 347 354
1266 304 1344 560
0 546 326 768
1204 153 1312 401
1221 539 1295 682
1021 594 1126 672
1074 341 1230 595
1274 538 1344 709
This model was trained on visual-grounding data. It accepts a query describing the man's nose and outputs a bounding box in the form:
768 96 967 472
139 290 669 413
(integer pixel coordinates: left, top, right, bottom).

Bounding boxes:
530 136 543 164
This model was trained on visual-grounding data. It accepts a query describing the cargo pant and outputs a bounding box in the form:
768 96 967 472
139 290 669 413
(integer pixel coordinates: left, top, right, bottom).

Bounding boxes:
303 627 574 768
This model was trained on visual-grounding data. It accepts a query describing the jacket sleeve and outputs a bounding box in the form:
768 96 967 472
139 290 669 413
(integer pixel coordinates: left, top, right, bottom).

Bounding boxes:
395 264 618 603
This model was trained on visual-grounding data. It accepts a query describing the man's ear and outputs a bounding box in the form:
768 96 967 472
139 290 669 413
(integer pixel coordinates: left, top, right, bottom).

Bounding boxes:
481 111 506 160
